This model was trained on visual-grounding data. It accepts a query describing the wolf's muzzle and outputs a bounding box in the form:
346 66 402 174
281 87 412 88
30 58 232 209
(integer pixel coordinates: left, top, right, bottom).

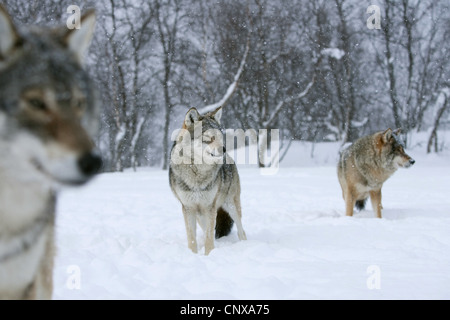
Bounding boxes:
78 151 102 176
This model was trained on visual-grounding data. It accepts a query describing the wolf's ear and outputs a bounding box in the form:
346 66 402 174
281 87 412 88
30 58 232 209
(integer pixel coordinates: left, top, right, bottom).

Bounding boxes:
63 9 96 64
184 108 200 128
382 128 393 143
0 5 21 59
393 128 402 135
212 106 223 124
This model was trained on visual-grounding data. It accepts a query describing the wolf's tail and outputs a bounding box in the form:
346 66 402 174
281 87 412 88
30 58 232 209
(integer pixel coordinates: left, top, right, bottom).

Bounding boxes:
355 198 368 211
215 207 234 239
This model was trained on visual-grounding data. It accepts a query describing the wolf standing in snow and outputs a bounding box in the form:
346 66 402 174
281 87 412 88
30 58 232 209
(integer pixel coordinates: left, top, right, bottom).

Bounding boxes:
169 107 247 255
0 6 101 299
337 129 415 218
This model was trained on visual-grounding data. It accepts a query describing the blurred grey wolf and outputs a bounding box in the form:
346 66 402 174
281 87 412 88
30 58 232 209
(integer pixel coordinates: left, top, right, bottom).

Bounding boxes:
337 128 415 218
0 6 101 299
169 107 247 255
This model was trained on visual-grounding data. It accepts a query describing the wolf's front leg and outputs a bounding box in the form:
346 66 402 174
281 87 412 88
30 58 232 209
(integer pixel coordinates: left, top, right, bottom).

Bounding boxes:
182 206 198 253
370 189 383 219
204 211 217 255
345 188 356 217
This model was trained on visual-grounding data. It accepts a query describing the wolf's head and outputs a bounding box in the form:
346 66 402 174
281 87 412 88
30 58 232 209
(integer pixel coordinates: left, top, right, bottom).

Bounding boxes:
0 5 101 186
172 106 225 165
379 128 415 169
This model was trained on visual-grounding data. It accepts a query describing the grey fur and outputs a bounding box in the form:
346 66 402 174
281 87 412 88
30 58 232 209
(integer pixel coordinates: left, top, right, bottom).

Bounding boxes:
0 6 99 299
0 19 99 138
169 107 247 255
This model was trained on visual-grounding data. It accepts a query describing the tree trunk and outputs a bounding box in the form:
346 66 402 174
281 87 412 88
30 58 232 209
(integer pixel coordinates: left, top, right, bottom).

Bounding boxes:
427 92 448 153
335 0 357 144
383 0 403 130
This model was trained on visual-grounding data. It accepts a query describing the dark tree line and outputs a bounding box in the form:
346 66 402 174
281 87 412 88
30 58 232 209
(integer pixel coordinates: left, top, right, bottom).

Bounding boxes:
3 0 449 170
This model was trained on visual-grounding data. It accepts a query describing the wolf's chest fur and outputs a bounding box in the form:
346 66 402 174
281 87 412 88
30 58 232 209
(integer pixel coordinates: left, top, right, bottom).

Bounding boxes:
0 170 53 298
170 164 223 205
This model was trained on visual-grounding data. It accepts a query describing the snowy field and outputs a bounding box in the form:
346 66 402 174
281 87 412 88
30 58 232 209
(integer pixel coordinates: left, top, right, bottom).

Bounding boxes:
53 134 450 300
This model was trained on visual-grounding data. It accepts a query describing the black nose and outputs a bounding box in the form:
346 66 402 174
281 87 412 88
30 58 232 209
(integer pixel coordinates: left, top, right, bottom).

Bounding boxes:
409 159 415 165
78 152 102 176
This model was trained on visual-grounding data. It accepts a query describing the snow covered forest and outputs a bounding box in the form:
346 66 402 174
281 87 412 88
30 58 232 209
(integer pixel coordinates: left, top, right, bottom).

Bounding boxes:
4 0 449 171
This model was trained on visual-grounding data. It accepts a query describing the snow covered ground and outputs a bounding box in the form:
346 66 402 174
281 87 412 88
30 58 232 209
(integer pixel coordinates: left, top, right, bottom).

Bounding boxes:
53 134 450 300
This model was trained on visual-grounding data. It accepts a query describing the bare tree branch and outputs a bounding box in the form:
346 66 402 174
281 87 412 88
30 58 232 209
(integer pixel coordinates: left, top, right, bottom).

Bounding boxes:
198 37 250 114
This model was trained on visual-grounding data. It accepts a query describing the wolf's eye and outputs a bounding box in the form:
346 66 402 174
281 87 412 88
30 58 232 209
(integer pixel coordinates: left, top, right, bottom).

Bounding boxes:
28 98 47 111
394 146 403 154
74 98 86 112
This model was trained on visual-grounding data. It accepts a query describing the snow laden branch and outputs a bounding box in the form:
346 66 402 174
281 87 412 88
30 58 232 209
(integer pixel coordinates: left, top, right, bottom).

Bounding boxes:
321 48 345 60
198 38 250 114
261 48 339 129
262 77 315 128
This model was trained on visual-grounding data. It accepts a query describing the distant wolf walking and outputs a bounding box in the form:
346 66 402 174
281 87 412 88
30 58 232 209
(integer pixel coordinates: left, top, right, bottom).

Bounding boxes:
337 129 415 218
0 6 101 299
169 107 247 255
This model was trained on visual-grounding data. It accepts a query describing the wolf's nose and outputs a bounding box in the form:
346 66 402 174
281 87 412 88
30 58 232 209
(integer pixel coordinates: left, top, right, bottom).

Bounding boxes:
78 152 102 176
409 159 415 165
